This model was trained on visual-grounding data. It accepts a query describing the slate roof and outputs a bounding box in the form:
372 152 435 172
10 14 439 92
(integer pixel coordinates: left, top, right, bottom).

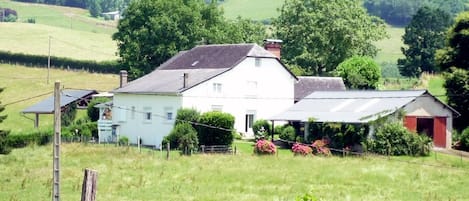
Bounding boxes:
295 76 346 102
22 90 97 114
270 90 458 123
114 44 292 94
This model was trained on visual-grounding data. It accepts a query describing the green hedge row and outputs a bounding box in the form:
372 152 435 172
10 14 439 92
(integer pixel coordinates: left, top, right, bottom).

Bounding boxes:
7 128 53 148
0 51 123 74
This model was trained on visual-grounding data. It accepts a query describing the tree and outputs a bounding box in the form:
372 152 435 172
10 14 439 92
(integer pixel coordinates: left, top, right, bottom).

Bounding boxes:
398 7 453 77
364 0 466 26
272 0 387 75
436 12 469 71
335 56 381 89
0 88 11 154
436 12 469 131
61 104 77 127
113 0 266 79
444 67 469 131
88 0 102 18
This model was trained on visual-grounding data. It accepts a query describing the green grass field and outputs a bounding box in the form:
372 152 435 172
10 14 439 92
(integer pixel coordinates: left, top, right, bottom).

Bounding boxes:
374 25 405 64
0 64 118 132
0 23 117 61
0 0 116 34
220 0 284 21
0 142 468 201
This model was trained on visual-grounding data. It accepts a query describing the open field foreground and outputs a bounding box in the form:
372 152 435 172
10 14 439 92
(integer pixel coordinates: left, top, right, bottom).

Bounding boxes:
1 142 468 201
0 64 119 131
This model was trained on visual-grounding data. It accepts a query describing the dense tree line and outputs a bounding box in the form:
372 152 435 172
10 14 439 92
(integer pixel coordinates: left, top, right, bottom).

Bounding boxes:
364 0 467 26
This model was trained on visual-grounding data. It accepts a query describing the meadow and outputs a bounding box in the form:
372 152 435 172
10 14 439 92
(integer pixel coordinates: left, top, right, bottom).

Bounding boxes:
0 141 468 201
0 64 118 132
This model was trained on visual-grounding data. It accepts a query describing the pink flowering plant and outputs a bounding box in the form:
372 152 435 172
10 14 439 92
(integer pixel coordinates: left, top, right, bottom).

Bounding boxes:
292 143 313 156
254 139 277 155
312 139 331 156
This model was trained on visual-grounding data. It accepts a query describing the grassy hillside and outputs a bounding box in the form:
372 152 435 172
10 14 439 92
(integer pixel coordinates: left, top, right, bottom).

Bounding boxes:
374 25 405 64
0 23 117 61
0 0 116 34
0 64 119 132
0 142 468 200
220 0 283 21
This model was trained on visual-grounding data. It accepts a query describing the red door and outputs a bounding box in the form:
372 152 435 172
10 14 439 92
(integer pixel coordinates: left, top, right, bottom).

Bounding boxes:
433 117 447 148
404 116 417 132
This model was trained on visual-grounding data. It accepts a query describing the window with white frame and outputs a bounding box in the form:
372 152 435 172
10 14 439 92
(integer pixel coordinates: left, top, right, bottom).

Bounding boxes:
211 105 223 112
164 107 174 121
143 107 152 122
255 58 261 67
213 83 222 94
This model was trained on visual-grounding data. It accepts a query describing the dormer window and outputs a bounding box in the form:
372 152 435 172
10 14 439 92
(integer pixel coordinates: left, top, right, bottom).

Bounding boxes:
255 58 261 67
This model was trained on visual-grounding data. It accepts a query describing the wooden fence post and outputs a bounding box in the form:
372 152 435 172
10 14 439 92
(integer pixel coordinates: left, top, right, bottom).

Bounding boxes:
166 143 170 160
81 169 98 201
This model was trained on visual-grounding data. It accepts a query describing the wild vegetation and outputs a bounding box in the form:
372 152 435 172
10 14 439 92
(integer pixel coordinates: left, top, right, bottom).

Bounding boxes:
1 142 469 200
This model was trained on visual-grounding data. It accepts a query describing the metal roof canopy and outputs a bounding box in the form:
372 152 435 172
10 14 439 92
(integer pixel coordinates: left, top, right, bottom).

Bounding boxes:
22 89 97 114
270 90 458 123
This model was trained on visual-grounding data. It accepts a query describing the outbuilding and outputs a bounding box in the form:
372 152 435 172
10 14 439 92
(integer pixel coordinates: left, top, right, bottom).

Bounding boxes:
271 90 460 148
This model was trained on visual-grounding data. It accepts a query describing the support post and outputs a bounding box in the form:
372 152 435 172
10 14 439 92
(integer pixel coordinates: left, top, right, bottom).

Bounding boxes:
166 143 170 160
271 120 275 142
47 36 51 84
81 169 98 201
52 81 61 201
34 113 39 128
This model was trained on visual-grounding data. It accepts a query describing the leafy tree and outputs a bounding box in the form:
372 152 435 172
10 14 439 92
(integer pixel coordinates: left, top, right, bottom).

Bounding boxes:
88 0 102 18
272 0 387 75
436 12 469 71
335 56 381 89
0 88 11 154
444 68 469 131
61 104 77 127
174 108 200 126
364 0 466 26
113 0 266 79
398 7 452 77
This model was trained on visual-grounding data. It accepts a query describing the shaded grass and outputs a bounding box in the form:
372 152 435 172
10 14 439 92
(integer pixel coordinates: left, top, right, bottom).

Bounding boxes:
0 142 468 201
0 64 118 132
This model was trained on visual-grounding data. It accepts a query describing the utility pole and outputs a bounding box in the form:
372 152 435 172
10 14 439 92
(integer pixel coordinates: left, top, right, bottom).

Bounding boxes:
52 81 61 201
47 36 51 84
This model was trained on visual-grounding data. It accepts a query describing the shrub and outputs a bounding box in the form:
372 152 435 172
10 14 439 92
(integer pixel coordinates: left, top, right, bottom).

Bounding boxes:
178 131 199 155
366 122 432 156
253 139 276 155
0 130 11 154
274 125 285 134
292 143 312 156
455 127 469 151
164 122 198 150
311 139 331 156
118 136 129 146
197 111 234 146
279 125 296 142
253 119 271 140
175 108 200 126
6 127 53 149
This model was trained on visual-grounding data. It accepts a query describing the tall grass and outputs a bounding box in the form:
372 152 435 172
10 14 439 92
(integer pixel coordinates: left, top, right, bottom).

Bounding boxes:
0 64 118 132
0 142 468 201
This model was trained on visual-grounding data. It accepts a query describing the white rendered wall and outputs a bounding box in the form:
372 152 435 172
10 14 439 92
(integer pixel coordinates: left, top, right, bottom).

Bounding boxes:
112 93 181 147
182 57 296 137
404 96 454 148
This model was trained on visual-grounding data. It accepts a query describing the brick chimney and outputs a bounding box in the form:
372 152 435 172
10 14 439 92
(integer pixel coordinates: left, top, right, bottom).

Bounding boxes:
263 39 283 59
119 70 128 88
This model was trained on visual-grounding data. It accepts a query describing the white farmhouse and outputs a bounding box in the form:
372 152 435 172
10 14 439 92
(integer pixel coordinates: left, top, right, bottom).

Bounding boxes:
112 42 297 146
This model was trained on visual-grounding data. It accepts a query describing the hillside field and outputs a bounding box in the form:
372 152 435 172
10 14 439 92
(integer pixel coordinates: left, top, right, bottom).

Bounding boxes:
0 64 118 132
0 142 468 201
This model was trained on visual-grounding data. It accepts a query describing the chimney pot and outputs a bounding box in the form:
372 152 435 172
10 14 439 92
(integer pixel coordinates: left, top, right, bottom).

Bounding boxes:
264 39 282 59
119 70 128 88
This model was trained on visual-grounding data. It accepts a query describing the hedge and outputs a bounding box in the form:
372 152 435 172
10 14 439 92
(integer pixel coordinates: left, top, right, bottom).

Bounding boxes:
0 51 123 73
